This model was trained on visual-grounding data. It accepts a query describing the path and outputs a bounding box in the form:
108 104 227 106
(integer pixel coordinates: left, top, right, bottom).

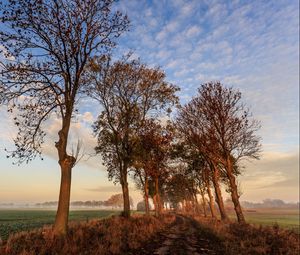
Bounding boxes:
132 215 224 255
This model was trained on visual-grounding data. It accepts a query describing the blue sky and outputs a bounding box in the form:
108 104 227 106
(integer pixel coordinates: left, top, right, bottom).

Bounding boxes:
0 0 299 204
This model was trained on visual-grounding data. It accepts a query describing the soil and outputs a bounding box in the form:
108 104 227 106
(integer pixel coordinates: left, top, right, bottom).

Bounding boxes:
128 214 225 255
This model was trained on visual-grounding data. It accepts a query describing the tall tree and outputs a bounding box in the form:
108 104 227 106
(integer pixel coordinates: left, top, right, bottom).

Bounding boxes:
177 81 261 223
0 0 129 235
88 57 179 217
196 82 261 223
175 109 229 221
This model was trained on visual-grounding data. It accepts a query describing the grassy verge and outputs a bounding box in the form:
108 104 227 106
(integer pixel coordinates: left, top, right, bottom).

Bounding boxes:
1 214 175 255
194 215 300 255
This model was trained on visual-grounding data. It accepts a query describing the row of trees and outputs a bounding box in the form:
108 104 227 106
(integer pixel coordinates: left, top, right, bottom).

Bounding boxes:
35 193 134 208
0 0 261 236
125 82 261 224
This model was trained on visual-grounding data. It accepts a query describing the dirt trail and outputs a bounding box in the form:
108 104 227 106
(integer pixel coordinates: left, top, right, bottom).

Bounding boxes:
133 215 223 255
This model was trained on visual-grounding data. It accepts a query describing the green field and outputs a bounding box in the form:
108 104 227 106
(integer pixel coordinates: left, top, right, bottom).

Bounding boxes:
231 208 300 233
0 209 120 241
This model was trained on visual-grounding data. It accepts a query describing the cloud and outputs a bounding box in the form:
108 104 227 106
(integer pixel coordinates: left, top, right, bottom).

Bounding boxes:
80 112 94 124
85 185 122 193
185 25 202 37
240 150 299 201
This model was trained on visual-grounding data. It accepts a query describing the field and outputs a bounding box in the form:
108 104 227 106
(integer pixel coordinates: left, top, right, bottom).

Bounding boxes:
231 208 299 233
0 208 299 241
0 209 120 241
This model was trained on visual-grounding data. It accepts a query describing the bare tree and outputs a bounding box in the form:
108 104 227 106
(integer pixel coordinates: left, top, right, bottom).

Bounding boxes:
0 0 129 235
88 57 179 217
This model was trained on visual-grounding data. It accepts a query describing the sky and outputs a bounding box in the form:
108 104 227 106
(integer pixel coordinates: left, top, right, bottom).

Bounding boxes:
0 0 299 205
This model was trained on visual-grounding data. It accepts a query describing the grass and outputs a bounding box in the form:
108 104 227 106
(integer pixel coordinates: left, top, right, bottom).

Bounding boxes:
1 208 299 242
0 209 120 241
194 215 300 255
2 214 175 255
230 208 300 233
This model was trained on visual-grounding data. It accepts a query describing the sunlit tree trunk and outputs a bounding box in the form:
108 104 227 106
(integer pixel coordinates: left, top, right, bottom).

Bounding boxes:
144 176 150 216
153 196 157 216
194 193 200 214
154 176 161 216
205 179 216 218
54 112 75 235
199 188 207 217
211 163 229 221
226 157 245 223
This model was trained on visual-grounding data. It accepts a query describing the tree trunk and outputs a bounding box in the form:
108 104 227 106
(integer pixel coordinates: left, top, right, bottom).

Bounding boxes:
226 157 245 223
206 180 216 218
211 163 229 221
154 176 161 216
121 170 130 218
53 163 72 235
53 113 75 235
144 176 150 216
153 196 157 216
194 193 200 214
200 188 207 217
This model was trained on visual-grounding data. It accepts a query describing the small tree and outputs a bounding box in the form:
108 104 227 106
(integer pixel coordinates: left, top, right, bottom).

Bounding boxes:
104 193 133 209
0 0 129 235
88 57 178 217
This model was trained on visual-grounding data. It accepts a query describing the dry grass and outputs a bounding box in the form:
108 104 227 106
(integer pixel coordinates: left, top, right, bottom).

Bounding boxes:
194 216 300 255
2 214 175 255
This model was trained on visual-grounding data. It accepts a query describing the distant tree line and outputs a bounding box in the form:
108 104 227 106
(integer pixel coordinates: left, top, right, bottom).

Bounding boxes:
241 199 299 209
35 193 133 208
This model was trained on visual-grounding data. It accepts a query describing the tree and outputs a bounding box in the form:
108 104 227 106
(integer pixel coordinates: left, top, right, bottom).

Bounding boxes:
133 119 174 217
175 108 229 221
177 81 261 223
0 0 129 235
88 57 179 217
197 82 261 223
104 193 133 209
136 200 148 211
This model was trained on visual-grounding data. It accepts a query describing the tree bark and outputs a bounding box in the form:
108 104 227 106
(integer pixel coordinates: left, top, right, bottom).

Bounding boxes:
154 176 161 216
194 193 200 214
144 176 150 216
211 163 229 221
53 162 72 235
199 188 207 217
121 168 130 218
226 157 245 223
153 196 157 216
205 179 217 218
53 113 75 235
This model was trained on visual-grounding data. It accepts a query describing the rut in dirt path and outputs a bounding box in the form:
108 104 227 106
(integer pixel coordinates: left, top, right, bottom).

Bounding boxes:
134 215 224 255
